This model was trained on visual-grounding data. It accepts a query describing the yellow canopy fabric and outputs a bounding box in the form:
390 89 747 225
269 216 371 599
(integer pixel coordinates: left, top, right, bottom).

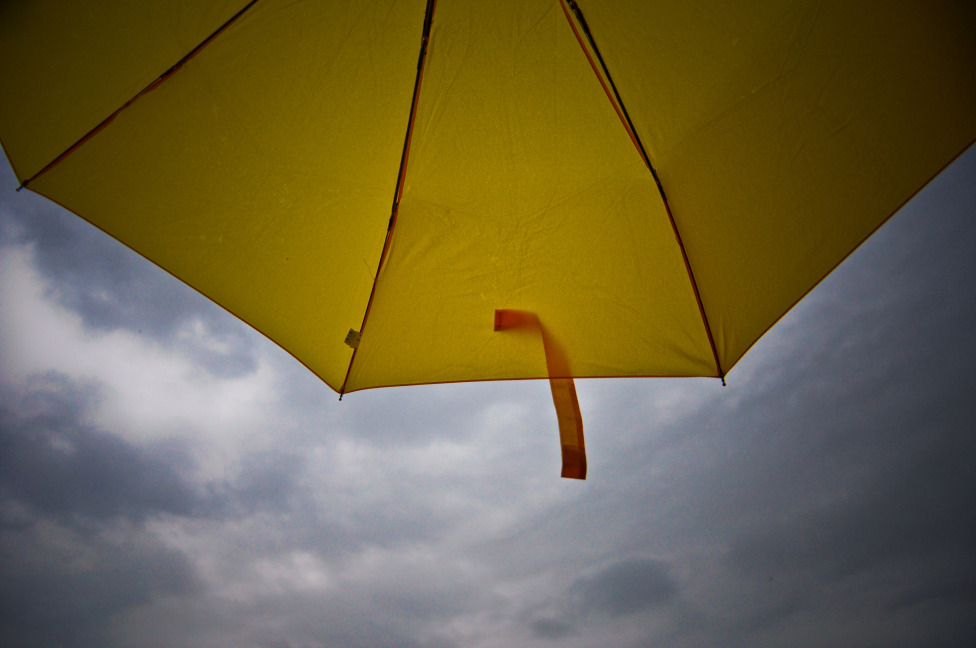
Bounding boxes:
2 0 974 397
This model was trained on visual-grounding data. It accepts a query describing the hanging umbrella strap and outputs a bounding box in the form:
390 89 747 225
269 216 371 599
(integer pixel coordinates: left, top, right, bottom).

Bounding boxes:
494 309 586 480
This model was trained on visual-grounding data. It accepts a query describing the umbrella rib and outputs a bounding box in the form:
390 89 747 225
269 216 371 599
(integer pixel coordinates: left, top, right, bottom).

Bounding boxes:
559 0 725 382
339 0 438 396
17 0 262 191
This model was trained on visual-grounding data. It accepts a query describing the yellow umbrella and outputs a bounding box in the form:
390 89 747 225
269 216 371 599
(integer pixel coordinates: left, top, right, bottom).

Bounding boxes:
2 0 973 479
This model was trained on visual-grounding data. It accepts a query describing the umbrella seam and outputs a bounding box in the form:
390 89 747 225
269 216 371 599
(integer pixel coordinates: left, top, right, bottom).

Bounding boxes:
339 0 438 397
559 0 725 382
17 0 262 191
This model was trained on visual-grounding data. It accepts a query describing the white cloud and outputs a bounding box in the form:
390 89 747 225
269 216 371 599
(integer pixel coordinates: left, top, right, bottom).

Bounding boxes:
0 242 279 482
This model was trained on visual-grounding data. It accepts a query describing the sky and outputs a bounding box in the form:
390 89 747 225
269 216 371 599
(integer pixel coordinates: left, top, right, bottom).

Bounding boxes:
1 136 975 647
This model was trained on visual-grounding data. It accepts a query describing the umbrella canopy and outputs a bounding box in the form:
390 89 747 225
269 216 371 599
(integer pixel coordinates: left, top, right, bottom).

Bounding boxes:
1 1 974 475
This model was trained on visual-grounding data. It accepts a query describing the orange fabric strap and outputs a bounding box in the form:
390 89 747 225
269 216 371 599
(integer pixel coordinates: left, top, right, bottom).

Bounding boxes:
494 309 586 480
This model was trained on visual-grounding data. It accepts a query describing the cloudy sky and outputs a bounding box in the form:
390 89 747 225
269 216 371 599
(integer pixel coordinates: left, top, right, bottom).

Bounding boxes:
1 138 975 647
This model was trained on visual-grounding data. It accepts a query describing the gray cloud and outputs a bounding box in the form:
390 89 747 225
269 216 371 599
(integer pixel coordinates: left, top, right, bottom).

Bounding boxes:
887 576 976 613
524 558 678 641
529 617 576 640
0 373 201 521
724 423 976 580
105 569 478 648
572 558 678 618
0 512 199 648
0 370 315 529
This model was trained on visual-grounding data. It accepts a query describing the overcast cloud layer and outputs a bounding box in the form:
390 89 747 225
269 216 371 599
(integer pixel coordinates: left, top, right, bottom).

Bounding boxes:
1 146 974 647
